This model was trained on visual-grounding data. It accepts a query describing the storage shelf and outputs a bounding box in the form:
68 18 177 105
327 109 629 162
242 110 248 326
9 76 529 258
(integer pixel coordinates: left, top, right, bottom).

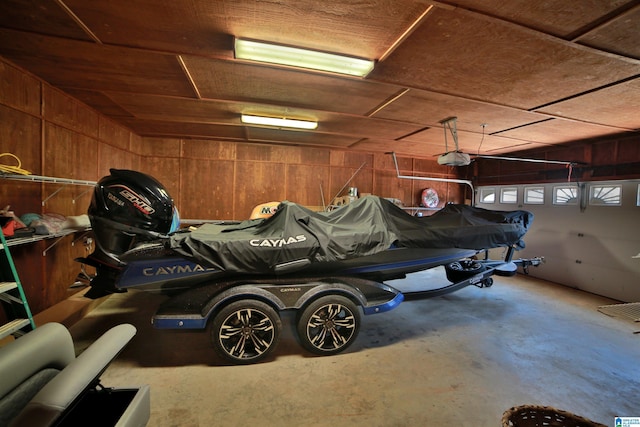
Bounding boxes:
401 206 439 211
401 206 440 216
0 173 96 186
0 228 91 255
1 172 97 206
0 281 18 293
0 231 36 338
0 173 93 337
0 318 31 338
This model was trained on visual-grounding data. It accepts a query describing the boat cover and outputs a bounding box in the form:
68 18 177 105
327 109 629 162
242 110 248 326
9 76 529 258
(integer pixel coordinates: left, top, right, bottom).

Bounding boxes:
168 196 533 276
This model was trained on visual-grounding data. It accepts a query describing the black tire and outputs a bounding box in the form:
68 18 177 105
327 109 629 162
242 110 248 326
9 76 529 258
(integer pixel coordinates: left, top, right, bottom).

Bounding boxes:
210 299 281 364
296 295 361 356
445 259 485 283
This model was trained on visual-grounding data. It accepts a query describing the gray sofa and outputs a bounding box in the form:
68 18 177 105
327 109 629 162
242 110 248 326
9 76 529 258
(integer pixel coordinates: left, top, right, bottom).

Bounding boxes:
0 322 149 427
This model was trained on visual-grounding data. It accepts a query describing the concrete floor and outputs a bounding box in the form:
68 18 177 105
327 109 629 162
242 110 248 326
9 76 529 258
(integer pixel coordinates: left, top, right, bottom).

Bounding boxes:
69 268 640 427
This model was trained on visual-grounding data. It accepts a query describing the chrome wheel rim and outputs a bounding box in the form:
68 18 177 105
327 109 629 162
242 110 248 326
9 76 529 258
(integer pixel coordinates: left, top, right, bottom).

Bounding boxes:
305 303 356 351
219 308 276 361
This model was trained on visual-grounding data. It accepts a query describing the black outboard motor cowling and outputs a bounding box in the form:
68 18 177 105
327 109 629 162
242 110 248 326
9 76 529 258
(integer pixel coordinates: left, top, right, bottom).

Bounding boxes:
88 169 178 264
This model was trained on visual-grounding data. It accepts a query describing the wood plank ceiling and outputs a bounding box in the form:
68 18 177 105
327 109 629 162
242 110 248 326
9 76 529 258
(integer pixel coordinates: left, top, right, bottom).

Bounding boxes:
0 0 638 159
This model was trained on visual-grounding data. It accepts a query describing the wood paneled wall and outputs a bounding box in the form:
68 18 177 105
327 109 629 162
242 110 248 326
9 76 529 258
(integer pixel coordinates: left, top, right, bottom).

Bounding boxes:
133 138 466 221
1 57 464 316
469 132 640 186
1 58 137 315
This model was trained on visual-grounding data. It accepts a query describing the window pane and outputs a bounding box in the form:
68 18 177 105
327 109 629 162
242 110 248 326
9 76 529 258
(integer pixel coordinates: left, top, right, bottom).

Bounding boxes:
589 185 621 206
500 187 517 204
553 186 578 205
524 187 544 204
480 188 495 203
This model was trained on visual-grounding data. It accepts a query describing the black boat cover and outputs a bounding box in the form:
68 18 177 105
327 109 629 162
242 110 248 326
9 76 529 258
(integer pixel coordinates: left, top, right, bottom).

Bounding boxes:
169 196 533 276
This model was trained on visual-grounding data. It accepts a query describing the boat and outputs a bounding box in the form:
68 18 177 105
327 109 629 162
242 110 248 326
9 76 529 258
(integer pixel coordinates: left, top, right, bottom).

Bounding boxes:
77 169 541 364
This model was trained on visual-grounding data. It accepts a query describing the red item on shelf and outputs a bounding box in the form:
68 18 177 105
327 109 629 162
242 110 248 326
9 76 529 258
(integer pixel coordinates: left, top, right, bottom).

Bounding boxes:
1 218 17 237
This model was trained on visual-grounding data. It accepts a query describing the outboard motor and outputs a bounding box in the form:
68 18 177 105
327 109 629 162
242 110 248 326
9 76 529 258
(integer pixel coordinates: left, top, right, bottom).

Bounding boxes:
82 169 179 297
88 169 178 259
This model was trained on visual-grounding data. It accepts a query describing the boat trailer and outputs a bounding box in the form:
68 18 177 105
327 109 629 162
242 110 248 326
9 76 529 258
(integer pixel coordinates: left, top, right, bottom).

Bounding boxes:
150 249 544 364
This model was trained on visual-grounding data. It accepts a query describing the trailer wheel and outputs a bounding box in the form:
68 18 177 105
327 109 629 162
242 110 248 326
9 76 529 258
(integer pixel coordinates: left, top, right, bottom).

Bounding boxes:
296 295 361 356
445 259 485 283
211 300 281 364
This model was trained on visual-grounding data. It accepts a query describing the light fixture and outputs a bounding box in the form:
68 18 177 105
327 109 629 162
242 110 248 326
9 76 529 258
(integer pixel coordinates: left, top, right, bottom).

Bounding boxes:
234 38 375 77
241 114 318 130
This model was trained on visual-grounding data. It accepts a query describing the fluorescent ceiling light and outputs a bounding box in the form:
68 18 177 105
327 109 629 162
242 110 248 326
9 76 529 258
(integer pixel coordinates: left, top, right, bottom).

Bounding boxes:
241 114 318 130
235 38 375 77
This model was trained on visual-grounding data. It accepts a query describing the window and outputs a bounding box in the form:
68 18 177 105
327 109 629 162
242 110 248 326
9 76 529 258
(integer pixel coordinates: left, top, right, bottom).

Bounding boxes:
553 185 578 205
479 188 495 204
500 187 518 204
524 187 544 204
637 184 640 207
589 184 622 206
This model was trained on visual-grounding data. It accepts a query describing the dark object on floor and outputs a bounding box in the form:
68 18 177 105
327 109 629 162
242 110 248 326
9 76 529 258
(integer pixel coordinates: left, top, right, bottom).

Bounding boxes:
501 405 606 427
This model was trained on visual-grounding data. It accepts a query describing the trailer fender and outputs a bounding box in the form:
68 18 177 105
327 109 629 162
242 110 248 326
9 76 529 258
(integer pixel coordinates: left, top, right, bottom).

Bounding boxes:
287 282 368 311
201 285 288 323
